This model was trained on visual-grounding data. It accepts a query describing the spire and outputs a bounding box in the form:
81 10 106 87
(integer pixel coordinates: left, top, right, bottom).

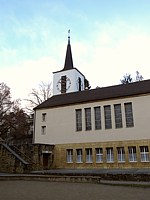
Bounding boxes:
62 30 74 71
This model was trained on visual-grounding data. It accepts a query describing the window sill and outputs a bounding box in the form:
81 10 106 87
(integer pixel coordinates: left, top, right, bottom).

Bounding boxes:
96 162 103 163
141 160 149 162
86 162 93 164
129 161 137 163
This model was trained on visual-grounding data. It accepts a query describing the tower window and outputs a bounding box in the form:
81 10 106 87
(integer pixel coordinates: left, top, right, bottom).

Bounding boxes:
61 75 66 93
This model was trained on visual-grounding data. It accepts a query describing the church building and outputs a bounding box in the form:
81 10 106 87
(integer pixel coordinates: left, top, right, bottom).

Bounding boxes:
33 34 150 170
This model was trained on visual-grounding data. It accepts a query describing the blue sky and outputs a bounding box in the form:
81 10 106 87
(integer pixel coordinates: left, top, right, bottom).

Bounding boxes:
1 0 150 103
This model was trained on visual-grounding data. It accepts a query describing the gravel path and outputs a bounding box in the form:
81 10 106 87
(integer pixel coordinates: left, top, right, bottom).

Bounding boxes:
0 181 150 200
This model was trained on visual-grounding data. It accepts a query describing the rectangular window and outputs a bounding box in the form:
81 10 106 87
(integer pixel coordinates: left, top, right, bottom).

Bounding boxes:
140 146 149 162
95 148 103 163
124 103 134 127
94 107 101 130
76 109 82 131
117 147 125 162
61 75 66 93
104 105 112 129
128 146 137 162
106 148 114 162
85 108 92 131
42 113 46 122
41 126 46 135
114 104 123 128
76 149 82 163
66 149 73 163
86 148 92 163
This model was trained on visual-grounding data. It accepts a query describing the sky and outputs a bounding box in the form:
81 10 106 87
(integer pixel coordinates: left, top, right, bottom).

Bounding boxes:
1 0 150 106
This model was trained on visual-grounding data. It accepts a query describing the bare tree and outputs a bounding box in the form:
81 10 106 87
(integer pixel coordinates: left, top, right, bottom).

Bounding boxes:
135 71 143 82
120 71 144 84
24 81 52 113
120 73 133 84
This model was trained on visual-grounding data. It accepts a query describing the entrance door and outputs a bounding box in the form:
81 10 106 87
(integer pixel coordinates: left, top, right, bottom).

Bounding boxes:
43 153 49 169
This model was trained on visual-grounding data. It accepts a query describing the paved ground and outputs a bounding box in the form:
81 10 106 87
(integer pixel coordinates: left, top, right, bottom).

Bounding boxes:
0 181 150 200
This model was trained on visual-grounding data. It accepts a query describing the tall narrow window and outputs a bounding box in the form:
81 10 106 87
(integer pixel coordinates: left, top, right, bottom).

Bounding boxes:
140 146 149 162
41 126 46 135
78 77 81 91
76 149 82 163
124 102 134 127
86 148 92 163
128 146 137 162
106 148 114 162
61 75 66 93
104 105 112 129
76 109 82 131
117 147 125 162
94 107 101 130
95 148 103 163
42 113 46 122
66 149 73 163
114 104 123 128
85 108 92 130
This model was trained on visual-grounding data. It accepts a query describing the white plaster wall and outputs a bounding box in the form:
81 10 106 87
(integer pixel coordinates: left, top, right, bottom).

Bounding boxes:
53 69 84 95
34 94 150 145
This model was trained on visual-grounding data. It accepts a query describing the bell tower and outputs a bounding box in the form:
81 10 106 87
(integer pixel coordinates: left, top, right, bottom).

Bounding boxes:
53 31 85 96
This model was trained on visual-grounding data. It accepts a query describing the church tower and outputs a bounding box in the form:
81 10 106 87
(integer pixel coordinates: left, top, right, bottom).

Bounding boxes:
53 31 85 96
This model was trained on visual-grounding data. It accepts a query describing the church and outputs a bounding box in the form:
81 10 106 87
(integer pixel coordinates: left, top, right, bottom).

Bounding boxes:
33 34 150 170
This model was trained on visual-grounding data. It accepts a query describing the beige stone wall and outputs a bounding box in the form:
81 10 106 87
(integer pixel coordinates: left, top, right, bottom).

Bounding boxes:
53 139 150 169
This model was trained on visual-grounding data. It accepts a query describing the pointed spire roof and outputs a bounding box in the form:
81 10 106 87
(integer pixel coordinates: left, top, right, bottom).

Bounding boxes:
62 30 74 71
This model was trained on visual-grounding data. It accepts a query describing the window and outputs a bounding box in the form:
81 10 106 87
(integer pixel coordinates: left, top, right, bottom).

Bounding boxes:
95 148 103 163
41 126 46 135
85 108 92 130
117 147 125 162
140 146 149 162
61 75 66 93
114 104 123 128
76 149 82 163
66 149 73 163
104 105 112 129
128 146 137 162
86 148 92 163
76 109 82 131
94 107 101 130
124 103 134 127
106 148 114 162
42 113 46 122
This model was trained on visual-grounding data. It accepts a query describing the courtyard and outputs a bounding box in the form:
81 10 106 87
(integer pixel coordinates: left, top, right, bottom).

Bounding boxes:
0 181 150 200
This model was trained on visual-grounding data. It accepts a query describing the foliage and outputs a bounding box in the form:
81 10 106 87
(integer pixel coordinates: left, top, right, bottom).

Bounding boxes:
0 82 31 143
120 71 143 84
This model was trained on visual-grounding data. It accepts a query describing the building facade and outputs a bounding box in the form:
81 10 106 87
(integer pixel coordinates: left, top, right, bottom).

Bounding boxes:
34 36 150 169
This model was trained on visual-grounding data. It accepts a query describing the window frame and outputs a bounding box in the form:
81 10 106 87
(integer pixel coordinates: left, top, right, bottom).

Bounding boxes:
140 146 149 162
114 104 123 128
85 148 93 163
76 149 83 163
94 106 101 130
41 126 46 135
66 149 73 163
117 147 125 162
124 102 134 128
85 108 92 131
104 105 112 129
95 148 103 163
76 109 82 131
128 146 137 162
106 147 114 163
